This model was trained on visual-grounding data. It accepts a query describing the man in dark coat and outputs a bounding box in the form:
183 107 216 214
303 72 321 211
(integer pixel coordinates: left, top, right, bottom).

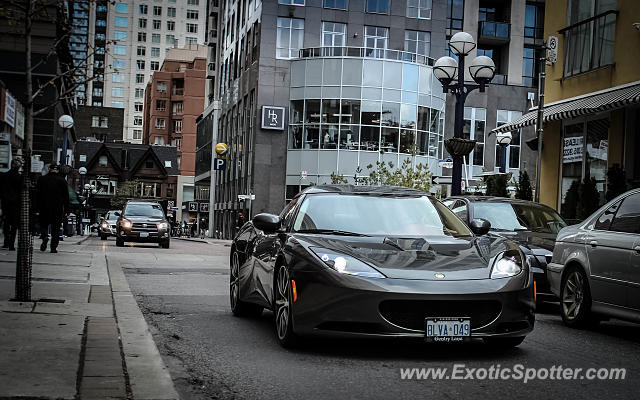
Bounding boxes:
1 159 22 250
37 164 69 253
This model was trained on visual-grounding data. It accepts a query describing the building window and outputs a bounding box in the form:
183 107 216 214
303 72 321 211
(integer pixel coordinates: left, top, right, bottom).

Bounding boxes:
172 101 183 114
524 3 544 39
187 0 199 4
157 81 167 92
139 4 148 14
153 136 165 146
446 0 464 56
91 116 109 128
137 45 146 56
111 87 124 97
366 0 389 14
496 110 522 170
276 17 304 59
114 44 126 55
186 37 198 45
167 7 176 17
186 23 198 33
156 100 166 111
404 30 431 57
133 129 142 140
186 9 199 19
138 18 147 28
151 47 160 57
463 107 486 166
112 72 125 82
135 73 145 84
166 35 176 45
563 0 617 77
150 61 159 71
153 19 161 30
135 88 144 98
279 0 304 5
153 6 162 16
115 16 127 27
139 182 160 198
155 118 166 129
136 60 145 70
98 155 108 167
134 116 143 126
324 0 347 10
134 102 144 112
114 30 127 41
111 101 124 108
522 47 538 87
166 20 175 31
322 22 346 47
152 33 161 43
364 26 388 57
174 119 182 133
138 32 146 42
407 0 432 19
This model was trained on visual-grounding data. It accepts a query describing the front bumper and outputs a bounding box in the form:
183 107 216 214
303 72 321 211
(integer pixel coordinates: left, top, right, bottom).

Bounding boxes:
118 229 170 243
290 268 535 339
546 262 565 298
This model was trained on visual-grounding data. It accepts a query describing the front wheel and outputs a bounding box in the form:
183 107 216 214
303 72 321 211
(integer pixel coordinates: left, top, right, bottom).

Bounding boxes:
229 252 262 317
561 267 595 328
116 237 124 247
483 336 526 348
274 264 298 348
100 233 107 240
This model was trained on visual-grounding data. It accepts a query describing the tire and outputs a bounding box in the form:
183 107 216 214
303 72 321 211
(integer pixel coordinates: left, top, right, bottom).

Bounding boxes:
483 336 526 348
274 264 299 348
100 233 107 240
560 266 596 328
229 252 263 317
161 240 170 249
116 237 124 247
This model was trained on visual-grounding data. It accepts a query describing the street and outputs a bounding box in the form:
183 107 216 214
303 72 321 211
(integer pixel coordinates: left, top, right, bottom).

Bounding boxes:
81 236 640 400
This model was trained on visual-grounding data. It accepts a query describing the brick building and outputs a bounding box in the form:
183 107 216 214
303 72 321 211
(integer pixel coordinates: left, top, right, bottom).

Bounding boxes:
73 106 125 143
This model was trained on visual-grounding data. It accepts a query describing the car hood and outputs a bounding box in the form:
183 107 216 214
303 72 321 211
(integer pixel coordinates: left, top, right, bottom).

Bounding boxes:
297 234 517 280
488 230 557 252
122 216 166 223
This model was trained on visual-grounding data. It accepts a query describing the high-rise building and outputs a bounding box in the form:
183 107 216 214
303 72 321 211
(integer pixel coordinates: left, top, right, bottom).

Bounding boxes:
103 0 207 144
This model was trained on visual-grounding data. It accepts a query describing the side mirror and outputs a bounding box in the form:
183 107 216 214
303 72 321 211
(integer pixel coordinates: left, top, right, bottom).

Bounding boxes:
114 211 121 217
252 213 281 233
469 218 491 236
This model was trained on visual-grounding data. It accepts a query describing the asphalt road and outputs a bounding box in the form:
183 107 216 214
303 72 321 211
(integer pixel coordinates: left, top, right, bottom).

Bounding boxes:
82 236 640 400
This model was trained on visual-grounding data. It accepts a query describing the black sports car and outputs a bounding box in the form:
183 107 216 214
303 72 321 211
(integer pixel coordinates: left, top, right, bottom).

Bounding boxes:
231 185 535 348
442 196 567 300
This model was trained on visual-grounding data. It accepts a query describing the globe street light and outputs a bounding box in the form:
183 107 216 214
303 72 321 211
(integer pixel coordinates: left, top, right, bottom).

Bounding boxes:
496 131 513 173
58 115 74 166
434 32 496 195
78 167 87 235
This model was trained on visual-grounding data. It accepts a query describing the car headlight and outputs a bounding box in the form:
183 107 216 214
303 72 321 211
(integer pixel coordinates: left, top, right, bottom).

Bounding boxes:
310 247 385 278
101 222 108 228
157 222 168 230
121 219 132 229
490 253 523 279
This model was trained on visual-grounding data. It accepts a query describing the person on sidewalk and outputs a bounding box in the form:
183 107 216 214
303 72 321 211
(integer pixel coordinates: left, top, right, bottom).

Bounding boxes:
37 163 69 253
1 159 22 250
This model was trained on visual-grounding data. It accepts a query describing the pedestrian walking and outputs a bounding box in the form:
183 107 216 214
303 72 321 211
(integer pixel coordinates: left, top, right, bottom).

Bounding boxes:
37 163 69 253
1 159 22 250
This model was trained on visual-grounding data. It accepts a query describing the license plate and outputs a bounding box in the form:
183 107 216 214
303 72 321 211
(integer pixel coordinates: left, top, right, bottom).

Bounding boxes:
139 232 149 238
425 317 471 342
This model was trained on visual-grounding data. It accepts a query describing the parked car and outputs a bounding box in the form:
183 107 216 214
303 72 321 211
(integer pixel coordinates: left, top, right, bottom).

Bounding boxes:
443 196 567 300
115 201 170 248
548 188 640 327
231 185 535 348
99 210 121 240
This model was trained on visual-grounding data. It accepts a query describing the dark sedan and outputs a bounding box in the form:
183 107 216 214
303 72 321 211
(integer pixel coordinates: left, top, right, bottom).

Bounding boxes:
231 185 535 348
443 196 567 300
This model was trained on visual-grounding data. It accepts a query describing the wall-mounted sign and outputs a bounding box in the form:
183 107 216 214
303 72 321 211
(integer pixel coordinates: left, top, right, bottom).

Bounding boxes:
213 158 226 170
563 136 583 164
547 36 558 64
4 91 16 128
199 202 209 212
261 106 285 130
188 202 198 212
215 142 229 155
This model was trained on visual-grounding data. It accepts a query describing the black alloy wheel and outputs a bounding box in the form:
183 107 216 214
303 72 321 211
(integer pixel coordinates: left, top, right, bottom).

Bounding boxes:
229 252 262 317
274 264 298 347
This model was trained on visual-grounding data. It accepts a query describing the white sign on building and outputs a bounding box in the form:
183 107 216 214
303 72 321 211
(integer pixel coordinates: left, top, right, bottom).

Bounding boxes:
4 91 15 128
563 136 583 163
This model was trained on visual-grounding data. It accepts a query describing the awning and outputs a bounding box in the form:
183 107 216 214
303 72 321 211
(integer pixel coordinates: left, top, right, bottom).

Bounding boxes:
492 80 640 134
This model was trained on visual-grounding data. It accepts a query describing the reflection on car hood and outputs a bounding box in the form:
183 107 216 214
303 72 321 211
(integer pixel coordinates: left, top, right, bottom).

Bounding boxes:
123 216 165 223
298 234 518 280
488 230 556 252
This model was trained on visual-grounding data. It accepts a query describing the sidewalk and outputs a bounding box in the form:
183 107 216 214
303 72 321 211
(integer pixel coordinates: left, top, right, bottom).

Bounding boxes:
174 236 232 246
0 234 179 399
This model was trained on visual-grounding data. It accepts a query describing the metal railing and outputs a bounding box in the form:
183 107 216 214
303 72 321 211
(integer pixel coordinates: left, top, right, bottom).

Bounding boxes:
479 21 510 39
560 10 618 77
297 46 435 67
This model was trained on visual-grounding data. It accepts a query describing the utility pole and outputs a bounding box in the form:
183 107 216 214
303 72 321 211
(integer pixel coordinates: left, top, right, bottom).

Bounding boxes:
534 41 547 203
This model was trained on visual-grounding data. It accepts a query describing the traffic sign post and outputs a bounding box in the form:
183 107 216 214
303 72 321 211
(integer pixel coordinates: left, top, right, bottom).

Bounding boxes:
214 158 226 170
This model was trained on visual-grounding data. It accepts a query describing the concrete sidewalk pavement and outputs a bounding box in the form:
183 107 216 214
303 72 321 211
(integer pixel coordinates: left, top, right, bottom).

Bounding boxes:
0 234 179 399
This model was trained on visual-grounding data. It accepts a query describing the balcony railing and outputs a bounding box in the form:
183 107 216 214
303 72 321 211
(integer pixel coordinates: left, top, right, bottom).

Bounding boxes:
172 88 184 95
478 21 510 40
560 10 618 77
298 46 435 67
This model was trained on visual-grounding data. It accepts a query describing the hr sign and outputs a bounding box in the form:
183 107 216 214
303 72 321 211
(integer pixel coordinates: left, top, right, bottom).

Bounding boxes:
261 106 285 130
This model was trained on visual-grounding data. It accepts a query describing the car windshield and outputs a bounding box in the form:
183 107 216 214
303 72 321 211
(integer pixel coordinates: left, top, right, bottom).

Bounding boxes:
292 194 472 237
105 212 118 221
472 202 567 234
124 203 165 217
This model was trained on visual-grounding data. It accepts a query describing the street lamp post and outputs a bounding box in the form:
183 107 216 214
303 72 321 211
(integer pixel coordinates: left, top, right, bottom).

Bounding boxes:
433 32 496 196
58 115 74 166
496 131 513 173
78 167 87 234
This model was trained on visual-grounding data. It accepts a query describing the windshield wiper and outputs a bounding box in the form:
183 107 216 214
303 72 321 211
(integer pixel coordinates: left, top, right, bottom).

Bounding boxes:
295 229 368 237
